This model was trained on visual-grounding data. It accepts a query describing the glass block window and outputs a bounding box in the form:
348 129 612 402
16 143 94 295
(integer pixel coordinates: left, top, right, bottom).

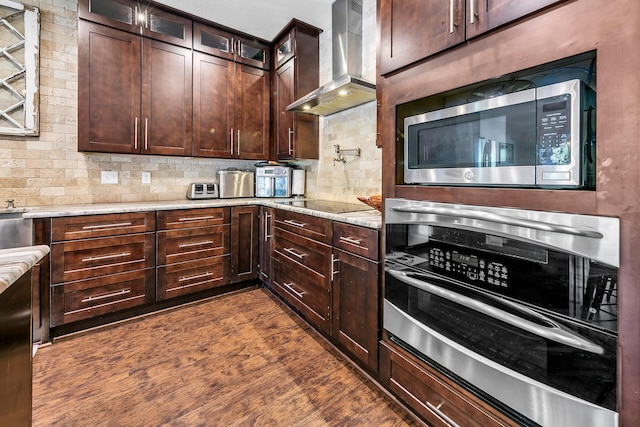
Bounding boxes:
0 2 39 136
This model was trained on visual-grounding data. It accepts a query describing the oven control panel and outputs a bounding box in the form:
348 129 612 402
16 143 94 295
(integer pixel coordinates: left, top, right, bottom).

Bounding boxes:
429 248 509 288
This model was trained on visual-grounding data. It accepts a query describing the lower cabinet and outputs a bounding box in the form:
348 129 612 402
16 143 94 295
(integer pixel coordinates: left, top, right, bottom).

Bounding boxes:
379 341 519 427
230 206 259 283
268 210 381 374
49 213 156 327
331 221 379 373
157 208 231 300
271 216 332 333
258 206 274 285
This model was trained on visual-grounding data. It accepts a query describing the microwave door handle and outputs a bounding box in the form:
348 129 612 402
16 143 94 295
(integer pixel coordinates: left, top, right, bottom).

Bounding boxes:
390 206 604 239
387 269 605 355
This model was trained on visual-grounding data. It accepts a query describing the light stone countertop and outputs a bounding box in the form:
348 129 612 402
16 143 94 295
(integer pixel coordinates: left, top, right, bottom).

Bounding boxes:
22 198 383 229
0 245 50 296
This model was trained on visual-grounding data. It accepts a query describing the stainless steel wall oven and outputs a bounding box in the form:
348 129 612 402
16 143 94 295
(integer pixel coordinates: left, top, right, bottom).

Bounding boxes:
384 198 619 427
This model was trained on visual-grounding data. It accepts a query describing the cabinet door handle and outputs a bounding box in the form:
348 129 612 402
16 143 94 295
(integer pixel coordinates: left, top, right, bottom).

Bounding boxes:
284 247 307 260
144 118 148 150
283 219 306 228
82 288 130 303
264 213 272 242
177 215 216 222
178 240 214 249
449 0 455 34
425 401 461 427
237 130 240 155
331 254 339 279
179 272 214 282
230 128 234 155
288 128 293 155
82 222 132 230
134 117 138 150
339 236 363 247
283 281 305 298
82 252 131 263
470 0 476 24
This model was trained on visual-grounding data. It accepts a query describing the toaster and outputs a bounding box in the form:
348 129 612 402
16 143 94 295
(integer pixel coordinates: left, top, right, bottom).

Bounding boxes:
187 182 218 199
218 169 255 198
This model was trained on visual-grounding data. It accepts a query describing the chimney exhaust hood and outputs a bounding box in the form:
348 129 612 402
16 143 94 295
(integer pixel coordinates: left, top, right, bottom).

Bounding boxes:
286 0 375 116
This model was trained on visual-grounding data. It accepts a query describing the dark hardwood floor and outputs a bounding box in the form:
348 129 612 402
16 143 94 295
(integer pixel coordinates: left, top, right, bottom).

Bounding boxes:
32 287 422 426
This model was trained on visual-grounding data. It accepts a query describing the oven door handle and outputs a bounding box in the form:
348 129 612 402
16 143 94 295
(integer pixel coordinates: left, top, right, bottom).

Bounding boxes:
388 269 605 355
390 206 604 239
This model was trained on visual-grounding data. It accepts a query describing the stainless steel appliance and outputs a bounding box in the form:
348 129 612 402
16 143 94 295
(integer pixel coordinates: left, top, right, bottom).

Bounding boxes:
186 182 218 200
404 79 596 187
384 198 619 427
255 166 291 198
217 169 254 199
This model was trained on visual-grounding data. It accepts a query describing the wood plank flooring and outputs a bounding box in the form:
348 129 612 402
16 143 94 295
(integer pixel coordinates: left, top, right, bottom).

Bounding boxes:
32 287 422 426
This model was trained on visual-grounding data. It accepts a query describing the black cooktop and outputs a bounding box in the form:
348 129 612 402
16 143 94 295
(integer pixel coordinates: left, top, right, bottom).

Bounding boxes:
276 199 374 214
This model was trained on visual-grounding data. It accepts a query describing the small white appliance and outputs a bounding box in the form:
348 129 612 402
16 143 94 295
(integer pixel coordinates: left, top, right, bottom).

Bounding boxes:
256 166 291 198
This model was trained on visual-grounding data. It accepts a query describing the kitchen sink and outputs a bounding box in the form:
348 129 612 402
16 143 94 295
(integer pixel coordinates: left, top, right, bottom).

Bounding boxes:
0 210 33 249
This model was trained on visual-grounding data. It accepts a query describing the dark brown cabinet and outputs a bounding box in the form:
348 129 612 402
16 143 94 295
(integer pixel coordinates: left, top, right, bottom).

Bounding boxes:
331 222 379 373
379 341 519 427
156 208 230 300
230 206 260 283
271 210 332 333
78 21 192 156
78 0 193 48
49 213 156 327
194 22 270 70
193 53 270 160
259 206 274 285
379 0 566 75
273 22 321 160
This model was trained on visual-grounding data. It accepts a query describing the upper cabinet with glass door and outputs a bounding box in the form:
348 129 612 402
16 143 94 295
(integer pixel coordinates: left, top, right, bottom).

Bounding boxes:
78 0 192 48
193 22 270 70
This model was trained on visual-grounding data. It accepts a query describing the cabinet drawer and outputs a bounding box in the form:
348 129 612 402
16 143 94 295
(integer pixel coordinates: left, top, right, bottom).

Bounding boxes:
157 207 229 230
380 342 517 427
332 222 379 261
272 257 330 332
157 224 230 265
50 269 154 327
51 212 155 241
273 227 331 276
157 256 229 300
274 210 332 244
51 233 155 284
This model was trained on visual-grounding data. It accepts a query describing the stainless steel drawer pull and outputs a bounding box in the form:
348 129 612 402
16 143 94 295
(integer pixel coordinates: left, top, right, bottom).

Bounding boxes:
81 289 130 303
284 247 307 259
283 282 305 299
283 219 306 228
178 216 216 222
179 272 213 282
425 401 460 427
449 0 455 34
178 240 214 249
82 222 132 230
82 252 131 263
339 236 364 246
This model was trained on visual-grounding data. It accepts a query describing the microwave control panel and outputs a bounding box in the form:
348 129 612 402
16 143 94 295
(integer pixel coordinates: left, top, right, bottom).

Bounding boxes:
537 94 572 166
429 247 510 288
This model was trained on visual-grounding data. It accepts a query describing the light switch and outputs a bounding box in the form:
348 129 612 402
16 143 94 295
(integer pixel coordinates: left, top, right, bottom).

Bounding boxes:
141 171 151 184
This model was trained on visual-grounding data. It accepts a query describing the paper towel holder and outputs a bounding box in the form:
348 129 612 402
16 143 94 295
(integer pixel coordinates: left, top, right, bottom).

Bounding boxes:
292 169 306 197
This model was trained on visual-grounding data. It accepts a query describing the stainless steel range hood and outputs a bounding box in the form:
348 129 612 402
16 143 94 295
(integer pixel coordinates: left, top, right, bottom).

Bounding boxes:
286 0 375 116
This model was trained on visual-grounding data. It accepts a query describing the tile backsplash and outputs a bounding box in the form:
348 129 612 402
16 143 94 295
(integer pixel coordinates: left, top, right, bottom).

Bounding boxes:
0 0 380 208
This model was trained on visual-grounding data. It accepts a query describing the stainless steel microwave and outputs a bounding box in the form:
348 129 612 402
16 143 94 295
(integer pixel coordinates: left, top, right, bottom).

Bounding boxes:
403 79 596 188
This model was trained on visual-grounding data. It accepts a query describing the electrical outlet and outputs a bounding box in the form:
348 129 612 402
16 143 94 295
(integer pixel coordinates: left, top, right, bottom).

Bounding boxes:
101 171 118 184
141 171 151 184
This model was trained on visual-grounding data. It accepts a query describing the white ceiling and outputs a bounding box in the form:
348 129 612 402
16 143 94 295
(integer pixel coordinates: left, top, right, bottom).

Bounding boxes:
153 0 334 41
